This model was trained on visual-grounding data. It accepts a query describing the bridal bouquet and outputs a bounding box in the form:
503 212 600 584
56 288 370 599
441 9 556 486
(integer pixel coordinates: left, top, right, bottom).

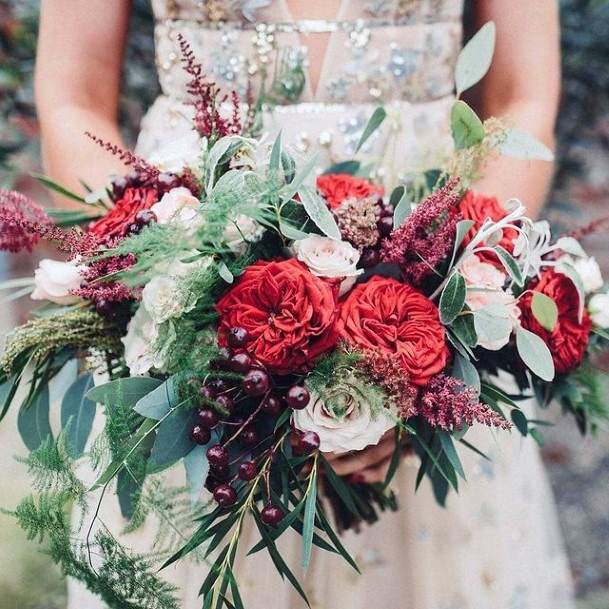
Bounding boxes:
1 26 608 609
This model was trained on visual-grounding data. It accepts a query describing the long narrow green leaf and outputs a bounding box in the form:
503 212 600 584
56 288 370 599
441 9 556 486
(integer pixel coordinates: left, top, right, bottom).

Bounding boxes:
302 469 317 574
31 172 87 203
355 107 386 153
438 431 466 480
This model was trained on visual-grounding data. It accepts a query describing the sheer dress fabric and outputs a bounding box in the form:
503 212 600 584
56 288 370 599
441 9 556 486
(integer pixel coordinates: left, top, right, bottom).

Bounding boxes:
68 1 576 607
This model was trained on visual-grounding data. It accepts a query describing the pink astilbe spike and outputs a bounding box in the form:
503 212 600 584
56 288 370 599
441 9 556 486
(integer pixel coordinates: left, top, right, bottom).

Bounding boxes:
418 374 511 431
381 178 462 288
177 34 242 138
73 254 137 304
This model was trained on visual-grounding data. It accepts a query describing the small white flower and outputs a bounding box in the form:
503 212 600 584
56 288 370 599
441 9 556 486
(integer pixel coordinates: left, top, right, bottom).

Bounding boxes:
151 187 202 228
147 131 205 174
513 220 553 277
291 387 395 454
291 235 363 296
121 306 162 376
588 293 609 328
225 215 265 254
558 254 604 294
31 258 84 305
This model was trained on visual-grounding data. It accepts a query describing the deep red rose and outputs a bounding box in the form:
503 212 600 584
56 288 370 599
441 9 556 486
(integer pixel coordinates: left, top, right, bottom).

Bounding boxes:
338 276 449 386
88 187 158 243
316 174 384 210
216 259 340 375
458 190 518 263
519 269 591 374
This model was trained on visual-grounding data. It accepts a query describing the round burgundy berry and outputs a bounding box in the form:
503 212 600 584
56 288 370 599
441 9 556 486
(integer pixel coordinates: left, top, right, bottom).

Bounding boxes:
239 427 261 448
215 394 234 411
204 475 220 493
112 176 129 199
213 484 238 507
188 425 211 445
294 430 321 456
285 386 310 410
237 461 257 481
207 444 229 467
228 352 252 373
200 385 216 401
124 170 140 187
198 408 219 429
134 209 157 227
210 379 230 394
127 222 142 235
261 395 282 417
227 326 250 349
241 369 270 396
360 248 381 268
377 215 394 236
381 203 395 218
260 503 284 527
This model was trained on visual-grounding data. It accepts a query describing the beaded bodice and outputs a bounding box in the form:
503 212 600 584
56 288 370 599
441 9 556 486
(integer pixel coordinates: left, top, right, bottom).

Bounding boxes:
153 0 463 105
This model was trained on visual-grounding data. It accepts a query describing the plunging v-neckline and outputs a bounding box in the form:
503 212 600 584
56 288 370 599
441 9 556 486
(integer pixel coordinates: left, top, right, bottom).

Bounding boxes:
280 0 347 100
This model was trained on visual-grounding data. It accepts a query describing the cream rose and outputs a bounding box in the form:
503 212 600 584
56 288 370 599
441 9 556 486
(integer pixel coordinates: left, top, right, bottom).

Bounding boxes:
121 306 162 376
147 131 204 174
151 187 202 228
31 258 84 305
291 235 363 296
291 387 395 454
460 254 520 350
558 254 604 294
588 293 609 328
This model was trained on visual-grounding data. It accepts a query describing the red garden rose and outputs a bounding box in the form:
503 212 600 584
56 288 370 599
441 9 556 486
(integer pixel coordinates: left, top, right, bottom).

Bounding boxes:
519 269 591 374
338 276 449 386
458 190 518 263
88 187 158 243
216 258 340 374
316 174 384 210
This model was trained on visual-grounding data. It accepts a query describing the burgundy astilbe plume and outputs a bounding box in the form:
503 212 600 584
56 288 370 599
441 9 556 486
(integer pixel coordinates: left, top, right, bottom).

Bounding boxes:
74 254 137 304
0 190 97 256
177 34 241 139
0 190 53 252
358 348 417 418
418 374 511 431
381 178 462 288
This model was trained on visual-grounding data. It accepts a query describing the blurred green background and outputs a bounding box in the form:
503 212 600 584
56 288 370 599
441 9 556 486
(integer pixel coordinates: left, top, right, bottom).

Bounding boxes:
0 1 608 608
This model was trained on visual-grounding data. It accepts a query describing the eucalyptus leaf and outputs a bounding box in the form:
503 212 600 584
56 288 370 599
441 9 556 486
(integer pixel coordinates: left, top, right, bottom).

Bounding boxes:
531 292 559 332
17 386 52 451
497 128 554 161
452 353 481 393
554 236 588 258
451 101 485 149
392 191 412 229
321 160 361 176
473 303 512 344
133 378 178 420
86 377 163 408
355 107 386 154
147 406 199 474
439 272 466 324
218 262 234 284
449 220 475 267
302 470 317 575
438 432 466 480
516 326 555 382
184 444 210 504
298 185 341 240
455 21 496 96
511 409 529 436
493 246 524 287
269 131 282 174
60 373 96 458
279 220 310 241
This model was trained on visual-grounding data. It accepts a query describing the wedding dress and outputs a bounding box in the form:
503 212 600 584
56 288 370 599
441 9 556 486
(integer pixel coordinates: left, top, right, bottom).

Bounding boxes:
69 1 576 607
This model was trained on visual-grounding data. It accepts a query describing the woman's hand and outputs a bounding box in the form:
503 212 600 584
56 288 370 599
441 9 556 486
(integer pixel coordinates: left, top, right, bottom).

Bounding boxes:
322 431 400 484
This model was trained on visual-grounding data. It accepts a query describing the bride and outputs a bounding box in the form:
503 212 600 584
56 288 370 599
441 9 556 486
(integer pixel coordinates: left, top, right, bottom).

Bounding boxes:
35 1 573 608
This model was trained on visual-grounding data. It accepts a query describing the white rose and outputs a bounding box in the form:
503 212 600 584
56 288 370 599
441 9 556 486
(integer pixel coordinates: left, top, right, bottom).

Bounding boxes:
31 258 84 305
291 388 395 455
121 306 161 376
151 187 202 228
460 255 520 351
291 235 363 296
558 254 604 294
147 131 204 174
225 215 265 254
588 293 609 328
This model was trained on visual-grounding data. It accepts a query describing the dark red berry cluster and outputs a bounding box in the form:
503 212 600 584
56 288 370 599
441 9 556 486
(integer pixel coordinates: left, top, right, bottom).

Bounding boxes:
185 326 321 521
360 200 394 269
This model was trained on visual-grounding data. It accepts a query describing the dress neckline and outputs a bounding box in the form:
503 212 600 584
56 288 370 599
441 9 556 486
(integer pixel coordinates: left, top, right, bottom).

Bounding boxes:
279 0 347 99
